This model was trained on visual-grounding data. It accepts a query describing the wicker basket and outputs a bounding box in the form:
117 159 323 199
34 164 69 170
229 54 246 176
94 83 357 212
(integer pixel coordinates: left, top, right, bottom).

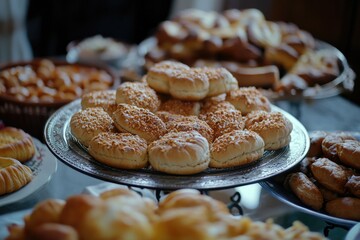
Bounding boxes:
0 59 119 140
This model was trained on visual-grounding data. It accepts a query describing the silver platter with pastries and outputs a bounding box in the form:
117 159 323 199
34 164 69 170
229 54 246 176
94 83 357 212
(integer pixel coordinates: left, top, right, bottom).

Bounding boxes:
44 99 309 190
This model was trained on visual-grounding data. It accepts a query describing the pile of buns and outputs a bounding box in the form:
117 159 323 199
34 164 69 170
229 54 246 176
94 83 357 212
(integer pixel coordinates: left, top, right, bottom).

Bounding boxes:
6 188 327 240
145 8 340 96
284 131 360 220
0 59 113 103
70 61 293 175
0 127 35 195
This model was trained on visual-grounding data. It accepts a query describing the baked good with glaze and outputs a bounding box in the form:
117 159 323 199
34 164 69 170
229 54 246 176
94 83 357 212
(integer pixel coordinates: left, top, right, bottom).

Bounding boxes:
346 175 360 198
245 111 293 150
247 20 281 48
166 117 214 143
337 140 360 170
307 131 328 157
148 131 210 175
286 172 323 210
81 89 116 109
264 44 299 71
325 197 360 221
321 133 356 162
112 104 166 143
0 127 35 163
88 132 148 169
115 82 161 113
200 108 245 139
0 157 32 195
70 107 115 147
310 158 350 194
210 130 264 168
226 87 271 115
159 98 201 116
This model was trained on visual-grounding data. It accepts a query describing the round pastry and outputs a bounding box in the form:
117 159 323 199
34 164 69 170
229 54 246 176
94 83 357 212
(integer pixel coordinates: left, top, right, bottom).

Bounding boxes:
88 132 148 169
0 157 32 195
199 108 245 139
0 127 35 163
199 67 238 97
307 131 328 157
321 133 356 162
168 68 210 100
345 175 360 198
156 111 190 123
310 158 350 194
159 98 201 116
245 111 293 150
70 107 115 147
247 20 281 48
146 60 190 93
226 87 271 115
337 140 360 170
115 82 161 113
325 197 360 221
148 131 210 175
81 89 116 109
210 130 264 168
112 103 166 143
166 117 214 143
286 172 323 210
200 100 236 116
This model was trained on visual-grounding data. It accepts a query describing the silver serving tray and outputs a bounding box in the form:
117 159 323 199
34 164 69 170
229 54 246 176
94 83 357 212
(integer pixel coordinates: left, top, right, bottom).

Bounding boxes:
261 132 360 228
44 99 309 190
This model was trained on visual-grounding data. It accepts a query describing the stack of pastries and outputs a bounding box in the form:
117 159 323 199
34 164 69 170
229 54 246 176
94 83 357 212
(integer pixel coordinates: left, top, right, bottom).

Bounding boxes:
6 188 327 240
145 8 340 96
284 131 360 220
70 61 293 175
0 127 35 195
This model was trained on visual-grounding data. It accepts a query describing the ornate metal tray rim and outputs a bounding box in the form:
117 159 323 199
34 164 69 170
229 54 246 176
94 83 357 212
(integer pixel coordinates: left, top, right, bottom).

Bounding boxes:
44 99 309 190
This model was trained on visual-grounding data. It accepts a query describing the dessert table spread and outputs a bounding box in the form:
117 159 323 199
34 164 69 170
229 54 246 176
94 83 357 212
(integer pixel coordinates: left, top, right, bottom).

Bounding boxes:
0 94 359 239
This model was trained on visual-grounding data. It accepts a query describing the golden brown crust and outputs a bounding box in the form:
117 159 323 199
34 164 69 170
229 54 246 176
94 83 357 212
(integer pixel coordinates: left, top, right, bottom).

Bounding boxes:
70 107 115 147
310 158 350 194
0 157 32 196
148 131 210 175
112 104 166 143
88 132 148 169
0 127 35 163
337 140 360 170
166 118 214 143
321 133 356 162
199 67 238 97
210 130 264 168
226 87 271 115
307 131 328 157
155 111 190 123
159 98 201 116
325 197 360 221
287 172 323 210
200 108 245 139
115 82 161 113
81 90 116 110
345 175 360 198
29 223 78 240
245 111 293 150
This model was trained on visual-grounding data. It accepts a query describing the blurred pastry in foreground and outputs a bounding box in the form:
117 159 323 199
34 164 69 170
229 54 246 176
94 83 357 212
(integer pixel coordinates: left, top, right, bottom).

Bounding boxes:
148 131 210 175
70 107 115 147
0 157 32 195
0 127 35 163
210 130 264 168
245 111 293 150
88 132 148 169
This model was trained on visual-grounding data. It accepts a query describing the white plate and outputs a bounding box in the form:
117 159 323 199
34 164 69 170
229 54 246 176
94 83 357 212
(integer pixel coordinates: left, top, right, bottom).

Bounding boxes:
0 138 57 207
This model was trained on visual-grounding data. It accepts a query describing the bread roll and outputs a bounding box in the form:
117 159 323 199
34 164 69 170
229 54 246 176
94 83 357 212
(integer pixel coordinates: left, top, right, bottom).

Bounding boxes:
0 157 33 195
325 197 360 221
287 172 323 210
148 131 210 175
112 104 166 143
70 107 115 147
210 130 264 168
226 87 271 115
159 98 201 116
88 132 148 169
0 127 35 163
199 67 238 97
81 90 116 110
115 82 161 113
245 111 293 150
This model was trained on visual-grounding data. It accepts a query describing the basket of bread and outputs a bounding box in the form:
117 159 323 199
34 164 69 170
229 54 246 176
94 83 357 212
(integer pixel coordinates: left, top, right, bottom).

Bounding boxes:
141 8 354 100
0 59 117 139
5 188 327 240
